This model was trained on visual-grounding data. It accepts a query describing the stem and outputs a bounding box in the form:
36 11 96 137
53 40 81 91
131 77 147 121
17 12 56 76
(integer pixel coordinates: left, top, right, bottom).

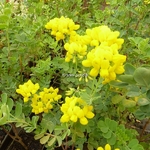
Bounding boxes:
56 1 60 17
11 123 28 150
19 55 23 82
134 13 145 32
91 77 102 97
45 132 55 137
65 136 68 150
6 28 11 74
82 0 88 10
139 118 150 142
9 114 32 126
2 123 28 150
71 144 75 150
6 29 10 53
61 144 65 150
123 0 132 35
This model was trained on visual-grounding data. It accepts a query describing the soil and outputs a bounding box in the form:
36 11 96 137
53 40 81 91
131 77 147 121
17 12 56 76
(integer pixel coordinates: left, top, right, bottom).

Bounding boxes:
0 129 6 144
0 125 13 150
6 131 44 150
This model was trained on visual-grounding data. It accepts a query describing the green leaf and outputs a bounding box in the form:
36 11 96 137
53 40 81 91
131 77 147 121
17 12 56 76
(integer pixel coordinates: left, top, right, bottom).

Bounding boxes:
40 135 50 144
87 143 94 150
133 67 150 87
111 95 125 104
0 110 2 118
62 129 70 139
118 75 136 84
108 0 117 5
105 119 117 131
41 119 55 133
15 102 22 117
34 133 45 140
1 93 7 103
0 23 8 29
146 90 150 99
128 139 139 148
126 91 140 97
137 98 150 106
48 137 56 147
98 120 109 133
15 122 24 128
122 99 136 108
0 15 9 23
124 63 136 75
54 130 61 136
56 136 62 146
55 123 67 130
0 105 9 125
109 80 128 88
128 37 143 46
24 126 35 133
138 39 149 52
7 98 14 111
1 104 9 114
0 114 7 125
103 130 112 139
31 116 39 127
137 106 149 117
80 91 91 105
76 131 84 138
4 8 12 15
107 134 116 145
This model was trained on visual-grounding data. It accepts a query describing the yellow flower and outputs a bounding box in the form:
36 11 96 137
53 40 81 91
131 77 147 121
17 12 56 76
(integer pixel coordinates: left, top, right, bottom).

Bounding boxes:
80 117 88 125
60 96 95 125
82 40 126 83
85 111 95 119
64 34 87 62
70 114 78 122
60 114 70 122
82 60 92 67
16 80 39 102
100 69 109 78
17 80 62 115
31 87 62 114
45 16 80 41
76 109 84 118
89 68 99 76
46 17 126 84
97 144 120 150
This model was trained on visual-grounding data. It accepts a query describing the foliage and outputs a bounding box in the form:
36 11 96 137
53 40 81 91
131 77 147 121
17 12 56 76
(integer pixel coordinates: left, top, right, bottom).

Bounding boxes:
0 0 150 150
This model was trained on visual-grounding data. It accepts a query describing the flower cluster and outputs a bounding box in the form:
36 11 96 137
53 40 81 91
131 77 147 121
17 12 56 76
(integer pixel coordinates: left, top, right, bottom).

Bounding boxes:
97 144 120 150
45 16 87 63
45 16 80 41
31 87 62 114
82 26 126 84
64 33 88 63
60 96 95 125
45 17 126 83
82 26 124 48
16 80 62 114
16 80 39 102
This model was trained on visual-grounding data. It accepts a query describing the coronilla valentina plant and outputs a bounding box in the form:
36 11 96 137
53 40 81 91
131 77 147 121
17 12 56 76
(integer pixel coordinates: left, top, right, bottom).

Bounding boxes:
0 1 150 150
